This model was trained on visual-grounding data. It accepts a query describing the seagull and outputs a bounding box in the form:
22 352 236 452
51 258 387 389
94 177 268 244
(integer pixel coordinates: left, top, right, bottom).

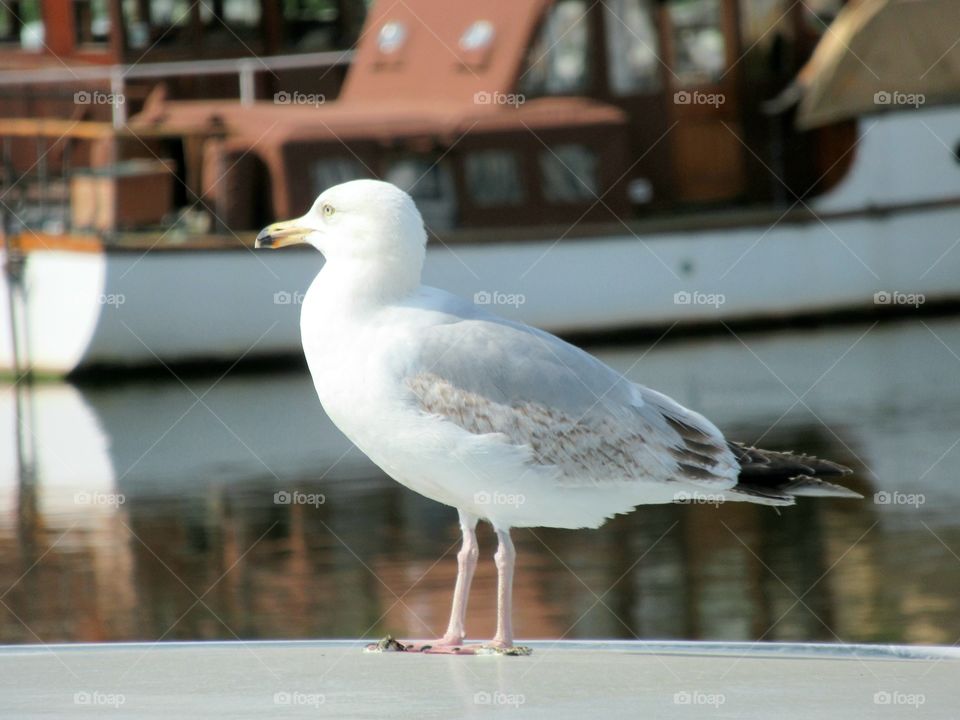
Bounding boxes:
256 179 860 654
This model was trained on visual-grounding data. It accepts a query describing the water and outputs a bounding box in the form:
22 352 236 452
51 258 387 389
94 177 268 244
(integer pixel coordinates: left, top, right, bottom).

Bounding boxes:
1 317 959 647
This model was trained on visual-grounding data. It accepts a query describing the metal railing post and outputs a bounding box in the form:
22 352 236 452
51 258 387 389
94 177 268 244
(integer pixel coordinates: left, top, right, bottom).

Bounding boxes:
239 60 257 106
110 66 126 129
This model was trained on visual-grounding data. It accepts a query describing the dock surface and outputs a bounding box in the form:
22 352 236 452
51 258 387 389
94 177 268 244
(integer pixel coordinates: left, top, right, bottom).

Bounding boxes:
0 640 956 718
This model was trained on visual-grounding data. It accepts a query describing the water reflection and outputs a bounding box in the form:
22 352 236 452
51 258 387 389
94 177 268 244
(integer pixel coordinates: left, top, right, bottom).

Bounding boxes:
2 318 959 646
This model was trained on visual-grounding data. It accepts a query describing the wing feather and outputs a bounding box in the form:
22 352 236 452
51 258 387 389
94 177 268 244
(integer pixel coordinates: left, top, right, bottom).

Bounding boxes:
402 314 738 489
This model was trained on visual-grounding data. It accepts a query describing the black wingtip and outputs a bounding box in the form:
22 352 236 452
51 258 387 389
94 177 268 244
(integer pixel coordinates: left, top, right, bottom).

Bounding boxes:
728 441 859 501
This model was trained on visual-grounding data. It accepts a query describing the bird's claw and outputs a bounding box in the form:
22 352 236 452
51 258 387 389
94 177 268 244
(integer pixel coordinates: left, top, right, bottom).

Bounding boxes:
365 635 410 653
364 635 463 653
476 644 533 656
364 635 532 655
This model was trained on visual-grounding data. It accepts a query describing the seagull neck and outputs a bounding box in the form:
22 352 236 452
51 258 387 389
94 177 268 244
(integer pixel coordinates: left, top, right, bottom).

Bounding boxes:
315 257 421 308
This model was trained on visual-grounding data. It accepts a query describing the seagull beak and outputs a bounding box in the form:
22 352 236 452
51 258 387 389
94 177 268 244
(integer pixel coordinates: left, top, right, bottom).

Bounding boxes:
255 219 312 249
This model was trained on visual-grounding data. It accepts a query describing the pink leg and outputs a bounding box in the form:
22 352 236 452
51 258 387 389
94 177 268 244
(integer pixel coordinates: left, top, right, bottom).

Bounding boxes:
368 511 478 654
440 511 479 644
366 520 530 655
490 527 515 649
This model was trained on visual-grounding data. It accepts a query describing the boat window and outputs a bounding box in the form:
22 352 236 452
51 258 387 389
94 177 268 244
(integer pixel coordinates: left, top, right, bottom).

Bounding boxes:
378 20 407 54
123 0 262 50
310 157 367 196
460 20 495 52
222 0 261 27
147 0 192 26
282 0 341 52
74 0 111 46
122 0 192 50
539 144 598 203
0 1 41 50
666 0 727 86
519 0 590 97
465 150 525 207
385 158 457 232
200 0 261 43
604 0 661 95
121 0 148 49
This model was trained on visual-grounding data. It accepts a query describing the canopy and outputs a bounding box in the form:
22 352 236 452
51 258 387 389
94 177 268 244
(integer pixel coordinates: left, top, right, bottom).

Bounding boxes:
785 0 960 129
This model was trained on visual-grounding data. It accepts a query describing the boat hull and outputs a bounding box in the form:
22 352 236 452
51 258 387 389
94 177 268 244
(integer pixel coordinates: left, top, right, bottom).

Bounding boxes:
2 200 959 375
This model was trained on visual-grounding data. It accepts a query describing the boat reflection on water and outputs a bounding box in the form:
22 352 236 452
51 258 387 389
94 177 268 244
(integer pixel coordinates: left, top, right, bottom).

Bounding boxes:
1 318 959 646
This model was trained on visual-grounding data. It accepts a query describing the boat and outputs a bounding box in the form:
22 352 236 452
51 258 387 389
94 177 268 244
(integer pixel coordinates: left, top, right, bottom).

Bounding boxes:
2 0 960 375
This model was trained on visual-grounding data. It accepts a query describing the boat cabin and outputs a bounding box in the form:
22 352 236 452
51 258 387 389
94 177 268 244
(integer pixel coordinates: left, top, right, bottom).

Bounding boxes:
0 0 861 241
0 1 365 125
0 1 366 63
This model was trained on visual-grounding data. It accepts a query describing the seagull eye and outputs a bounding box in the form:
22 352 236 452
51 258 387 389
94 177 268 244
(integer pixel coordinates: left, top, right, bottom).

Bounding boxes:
321 203 335 218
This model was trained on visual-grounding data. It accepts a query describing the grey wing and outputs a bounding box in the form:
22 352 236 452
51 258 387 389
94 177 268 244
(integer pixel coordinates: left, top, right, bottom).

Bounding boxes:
402 312 739 489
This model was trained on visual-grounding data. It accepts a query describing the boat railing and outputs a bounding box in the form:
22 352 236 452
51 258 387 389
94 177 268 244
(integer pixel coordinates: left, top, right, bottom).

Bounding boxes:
0 119 213 246
0 48 353 244
0 49 354 129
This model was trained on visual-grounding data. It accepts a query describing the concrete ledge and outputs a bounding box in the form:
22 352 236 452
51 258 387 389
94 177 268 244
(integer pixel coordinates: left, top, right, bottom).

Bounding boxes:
0 640 955 718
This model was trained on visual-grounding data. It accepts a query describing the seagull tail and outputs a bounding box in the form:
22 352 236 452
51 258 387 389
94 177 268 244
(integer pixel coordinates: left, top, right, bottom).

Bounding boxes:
727 441 862 505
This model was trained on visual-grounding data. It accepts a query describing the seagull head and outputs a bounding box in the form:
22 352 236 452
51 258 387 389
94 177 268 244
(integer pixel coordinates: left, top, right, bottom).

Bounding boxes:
256 180 427 294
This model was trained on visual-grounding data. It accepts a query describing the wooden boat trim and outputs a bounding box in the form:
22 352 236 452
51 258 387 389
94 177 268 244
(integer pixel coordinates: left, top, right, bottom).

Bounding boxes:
9 194 960 255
